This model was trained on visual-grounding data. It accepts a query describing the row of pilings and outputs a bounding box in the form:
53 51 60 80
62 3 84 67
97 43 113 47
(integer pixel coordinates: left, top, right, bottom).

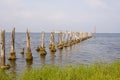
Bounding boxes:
0 28 92 69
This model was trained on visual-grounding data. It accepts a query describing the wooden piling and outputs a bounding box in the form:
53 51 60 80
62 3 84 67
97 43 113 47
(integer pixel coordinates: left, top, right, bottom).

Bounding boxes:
56 33 59 47
40 31 47 55
0 30 5 66
26 29 33 60
88 32 92 38
64 31 69 47
80 32 83 41
0 29 10 69
57 32 63 49
41 31 44 48
49 32 56 52
8 28 16 60
75 32 80 43
69 32 73 46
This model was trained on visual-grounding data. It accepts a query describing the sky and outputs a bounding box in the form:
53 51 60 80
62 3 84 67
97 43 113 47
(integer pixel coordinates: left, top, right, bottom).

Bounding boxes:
0 0 120 33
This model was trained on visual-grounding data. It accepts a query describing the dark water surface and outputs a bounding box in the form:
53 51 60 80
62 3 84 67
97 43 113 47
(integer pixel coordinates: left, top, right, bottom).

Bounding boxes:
3 33 120 74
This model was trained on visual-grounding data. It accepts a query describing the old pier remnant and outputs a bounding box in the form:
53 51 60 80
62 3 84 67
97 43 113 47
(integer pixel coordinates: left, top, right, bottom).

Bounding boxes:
49 32 56 52
8 28 16 60
0 29 10 69
64 31 69 47
57 32 63 49
26 29 33 60
40 31 47 55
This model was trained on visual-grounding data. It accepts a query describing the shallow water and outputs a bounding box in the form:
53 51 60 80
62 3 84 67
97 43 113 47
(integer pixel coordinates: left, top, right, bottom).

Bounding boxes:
2 33 120 74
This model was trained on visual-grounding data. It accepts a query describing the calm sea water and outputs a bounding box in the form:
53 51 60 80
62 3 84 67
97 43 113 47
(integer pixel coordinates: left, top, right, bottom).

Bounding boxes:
3 33 120 74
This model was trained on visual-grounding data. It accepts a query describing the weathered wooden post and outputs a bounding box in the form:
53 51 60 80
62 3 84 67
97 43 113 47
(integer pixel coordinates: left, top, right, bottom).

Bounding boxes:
0 29 10 69
57 32 63 49
0 30 5 66
40 31 47 55
56 32 59 47
49 32 53 49
75 32 80 43
80 32 83 41
88 32 92 38
8 28 16 60
64 31 69 47
82 32 86 41
73 32 76 44
26 29 33 60
69 32 73 46
49 32 56 52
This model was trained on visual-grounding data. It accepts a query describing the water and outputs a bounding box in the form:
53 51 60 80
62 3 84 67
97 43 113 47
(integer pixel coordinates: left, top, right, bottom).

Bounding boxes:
2 33 120 74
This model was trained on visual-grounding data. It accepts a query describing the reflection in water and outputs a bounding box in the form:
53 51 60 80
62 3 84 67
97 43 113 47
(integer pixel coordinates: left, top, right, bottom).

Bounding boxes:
40 55 46 65
70 46 72 52
65 47 68 57
9 60 17 80
72 44 77 51
50 52 56 65
21 53 24 58
58 49 63 65
26 60 33 70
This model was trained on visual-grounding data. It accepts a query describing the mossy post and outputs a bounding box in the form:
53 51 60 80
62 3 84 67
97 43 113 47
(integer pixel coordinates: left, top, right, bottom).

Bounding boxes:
49 32 56 52
8 28 16 60
0 29 10 69
57 32 63 49
40 31 47 55
26 29 33 60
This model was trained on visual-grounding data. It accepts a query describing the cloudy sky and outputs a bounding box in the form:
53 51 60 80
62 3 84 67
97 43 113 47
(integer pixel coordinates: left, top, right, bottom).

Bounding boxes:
0 0 120 33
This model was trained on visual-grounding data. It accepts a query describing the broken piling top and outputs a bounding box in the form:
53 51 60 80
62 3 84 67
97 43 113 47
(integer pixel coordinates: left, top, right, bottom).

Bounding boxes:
26 29 31 52
41 31 45 48
10 28 15 52
0 29 5 66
